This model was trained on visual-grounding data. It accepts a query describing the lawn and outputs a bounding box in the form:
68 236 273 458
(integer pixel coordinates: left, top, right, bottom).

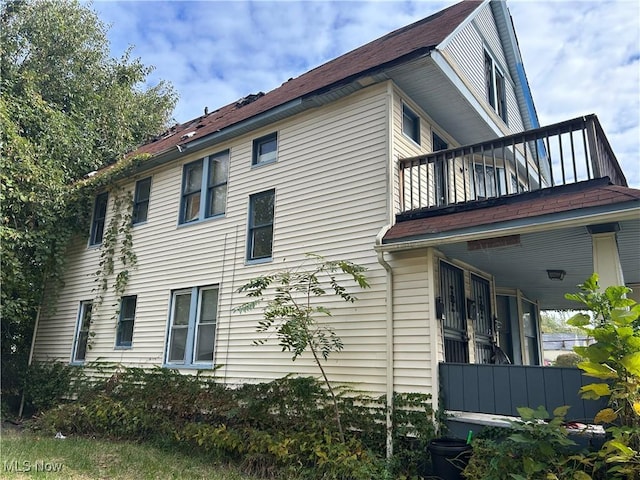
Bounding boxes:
0 425 261 479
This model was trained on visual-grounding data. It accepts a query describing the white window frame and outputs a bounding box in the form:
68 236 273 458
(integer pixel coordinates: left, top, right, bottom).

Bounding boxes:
165 286 219 367
71 300 93 364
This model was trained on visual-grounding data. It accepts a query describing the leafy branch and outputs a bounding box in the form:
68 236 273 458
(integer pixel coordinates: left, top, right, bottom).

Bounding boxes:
235 254 369 442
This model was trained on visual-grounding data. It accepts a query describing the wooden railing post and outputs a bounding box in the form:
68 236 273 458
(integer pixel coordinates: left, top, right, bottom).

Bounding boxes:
584 116 602 179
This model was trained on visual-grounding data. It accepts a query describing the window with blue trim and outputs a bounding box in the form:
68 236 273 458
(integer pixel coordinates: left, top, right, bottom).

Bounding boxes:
72 301 92 363
166 286 218 366
252 132 277 166
116 295 137 348
179 150 229 224
247 189 275 261
132 177 151 224
89 192 108 245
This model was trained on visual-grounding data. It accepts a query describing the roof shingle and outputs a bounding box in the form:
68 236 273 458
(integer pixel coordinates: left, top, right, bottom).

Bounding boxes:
135 0 482 157
383 179 640 243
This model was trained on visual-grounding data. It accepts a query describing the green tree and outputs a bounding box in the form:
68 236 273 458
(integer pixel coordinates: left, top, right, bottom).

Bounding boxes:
236 254 370 442
0 0 177 414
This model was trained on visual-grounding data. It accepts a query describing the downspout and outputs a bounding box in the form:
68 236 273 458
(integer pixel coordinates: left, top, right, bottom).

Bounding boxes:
376 239 394 460
377 80 395 461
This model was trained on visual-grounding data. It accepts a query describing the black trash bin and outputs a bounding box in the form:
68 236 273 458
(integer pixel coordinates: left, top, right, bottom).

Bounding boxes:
427 438 472 480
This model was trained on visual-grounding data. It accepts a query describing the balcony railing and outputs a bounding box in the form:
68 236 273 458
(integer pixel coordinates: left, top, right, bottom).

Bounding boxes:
398 115 626 214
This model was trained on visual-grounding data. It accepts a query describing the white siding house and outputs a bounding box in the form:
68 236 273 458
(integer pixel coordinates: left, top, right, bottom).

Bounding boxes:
32 0 639 420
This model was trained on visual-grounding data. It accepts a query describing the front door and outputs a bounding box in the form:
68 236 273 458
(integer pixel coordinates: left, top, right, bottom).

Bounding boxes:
440 262 469 362
471 274 493 363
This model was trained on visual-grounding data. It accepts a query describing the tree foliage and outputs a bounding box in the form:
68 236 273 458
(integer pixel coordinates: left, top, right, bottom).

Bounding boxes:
0 0 177 414
236 254 370 442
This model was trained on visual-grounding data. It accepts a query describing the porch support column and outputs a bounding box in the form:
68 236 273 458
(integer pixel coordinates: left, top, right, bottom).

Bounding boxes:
588 223 624 289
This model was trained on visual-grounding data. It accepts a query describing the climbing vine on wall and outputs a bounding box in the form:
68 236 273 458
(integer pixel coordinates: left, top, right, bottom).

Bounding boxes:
93 188 137 310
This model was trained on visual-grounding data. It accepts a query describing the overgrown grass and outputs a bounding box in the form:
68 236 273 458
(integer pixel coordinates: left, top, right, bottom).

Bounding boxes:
0 427 261 479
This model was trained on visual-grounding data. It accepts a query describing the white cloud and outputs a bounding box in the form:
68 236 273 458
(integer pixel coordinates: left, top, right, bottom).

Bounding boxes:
91 0 639 187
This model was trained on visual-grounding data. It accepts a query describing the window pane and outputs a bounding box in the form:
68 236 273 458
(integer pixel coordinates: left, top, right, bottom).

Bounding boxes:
253 134 277 164
185 162 203 194
200 289 218 323
183 192 201 222
208 185 227 217
121 296 137 319
209 153 229 186
252 193 274 225
485 52 495 108
133 178 151 224
168 327 188 362
75 331 88 361
117 319 134 346
194 324 215 362
252 225 274 258
174 293 191 325
90 193 108 245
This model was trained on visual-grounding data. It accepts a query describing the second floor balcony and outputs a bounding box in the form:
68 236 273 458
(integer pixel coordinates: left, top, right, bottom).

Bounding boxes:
398 115 627 218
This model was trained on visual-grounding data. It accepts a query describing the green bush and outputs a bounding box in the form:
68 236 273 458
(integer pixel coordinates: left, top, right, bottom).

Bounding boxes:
554 353 582 367
33 366 438 479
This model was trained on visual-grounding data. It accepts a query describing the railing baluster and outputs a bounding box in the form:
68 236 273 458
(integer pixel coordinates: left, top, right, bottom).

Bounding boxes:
558 131 566 185
570 128 578 182
581 126 591 180
396 115 623 215
523 134 531 191
534 135 542 188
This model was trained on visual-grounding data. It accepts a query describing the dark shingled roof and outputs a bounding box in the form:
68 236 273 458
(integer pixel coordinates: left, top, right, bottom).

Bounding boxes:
135 0 482 157
383 178 640 243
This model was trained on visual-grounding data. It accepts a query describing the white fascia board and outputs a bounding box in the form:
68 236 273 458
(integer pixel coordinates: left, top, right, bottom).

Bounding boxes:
377 203 640 252
437 0 490 51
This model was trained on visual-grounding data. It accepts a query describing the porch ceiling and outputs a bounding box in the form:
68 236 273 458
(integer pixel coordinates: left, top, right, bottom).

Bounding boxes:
437 217 640 310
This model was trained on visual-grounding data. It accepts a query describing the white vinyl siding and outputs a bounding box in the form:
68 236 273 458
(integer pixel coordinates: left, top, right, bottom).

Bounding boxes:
442 2 525 133
33 83 394 394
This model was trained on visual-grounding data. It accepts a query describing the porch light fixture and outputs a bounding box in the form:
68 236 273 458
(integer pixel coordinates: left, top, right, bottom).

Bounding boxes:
547 269 566 281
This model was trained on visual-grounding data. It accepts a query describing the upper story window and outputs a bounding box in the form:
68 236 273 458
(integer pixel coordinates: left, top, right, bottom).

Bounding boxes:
72 300 92 363
90 192 108 246
166 285 218 366
484 50 507 123
132 177 151 225
179 150 229 224
115 295 137 348
247 189 275 262
402 104 420 144
252 132 278 166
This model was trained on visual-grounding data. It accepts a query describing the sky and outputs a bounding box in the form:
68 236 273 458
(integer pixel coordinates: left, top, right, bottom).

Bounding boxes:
90 0 640 187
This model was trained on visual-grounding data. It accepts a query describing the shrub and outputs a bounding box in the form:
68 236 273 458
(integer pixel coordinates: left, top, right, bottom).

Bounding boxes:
33 367 438 479
554 353 582 367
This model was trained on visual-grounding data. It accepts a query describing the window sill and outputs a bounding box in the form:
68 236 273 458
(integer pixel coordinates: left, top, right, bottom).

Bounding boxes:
246 256 273 266
177 213 226 228
114 345 132 350
162 363 214 370
251 159 277 169
401 132 421 147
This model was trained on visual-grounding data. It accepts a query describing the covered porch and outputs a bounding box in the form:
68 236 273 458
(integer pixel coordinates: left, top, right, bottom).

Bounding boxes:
378 115 639 424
